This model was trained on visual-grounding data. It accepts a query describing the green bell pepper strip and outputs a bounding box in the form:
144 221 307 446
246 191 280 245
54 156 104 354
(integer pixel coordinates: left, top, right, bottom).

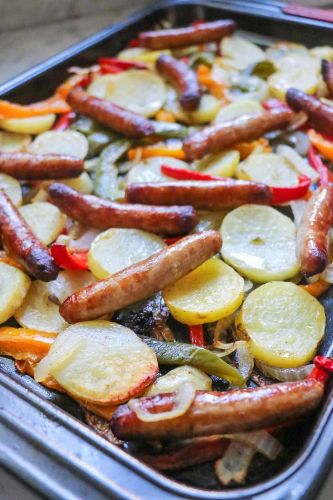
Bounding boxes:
152 121 188 139
94 139 131 199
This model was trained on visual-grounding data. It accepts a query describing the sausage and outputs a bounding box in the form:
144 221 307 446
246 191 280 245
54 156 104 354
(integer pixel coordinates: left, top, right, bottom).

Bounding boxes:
126 180 272 210
296 183 333 276
111 379 324 441
60 230 221 323
322 60 333 95
67 87 154 138
156 54 201 111
0 152 83 180
48 182 197 235
183 110 293 160
286 88 333 136
139 20 236 50
0 190 59 281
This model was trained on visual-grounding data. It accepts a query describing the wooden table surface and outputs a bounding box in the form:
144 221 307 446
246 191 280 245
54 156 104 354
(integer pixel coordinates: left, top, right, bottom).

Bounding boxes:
0 4 332 499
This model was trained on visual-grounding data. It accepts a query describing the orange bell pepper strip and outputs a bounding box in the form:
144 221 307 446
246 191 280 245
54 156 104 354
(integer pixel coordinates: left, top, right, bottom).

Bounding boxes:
234 138 272 160
15 359 65 392
308 129 333 162
0 95 71 119
127 145 186 161
0 327 56 363
197 65 228 101
0 251 25 271
55 74 92 100
300 279 330 298
155 109 176 122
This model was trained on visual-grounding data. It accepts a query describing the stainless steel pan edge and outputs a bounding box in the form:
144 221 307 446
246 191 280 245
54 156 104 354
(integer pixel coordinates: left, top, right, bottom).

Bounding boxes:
0 1 332 498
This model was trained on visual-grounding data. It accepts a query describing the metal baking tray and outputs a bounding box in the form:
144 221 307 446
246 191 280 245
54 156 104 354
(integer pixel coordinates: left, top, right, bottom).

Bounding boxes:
0 1 333 498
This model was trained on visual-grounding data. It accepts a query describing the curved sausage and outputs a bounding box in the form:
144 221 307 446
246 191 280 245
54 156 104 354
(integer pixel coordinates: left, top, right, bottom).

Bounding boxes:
126 180 272 210
67 87 154 138
156 54 201 111
183 110 293 160
60 230 221 323
321 60 333 95
111 379 324 440
297 183 333 276
0 152 83 180
139 20 236 50
286 88 333 136
48 182 197 235
0 190 59 281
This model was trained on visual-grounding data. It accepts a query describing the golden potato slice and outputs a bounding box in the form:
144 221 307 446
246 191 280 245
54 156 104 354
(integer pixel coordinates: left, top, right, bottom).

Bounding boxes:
88 71 167 117
0 262 31 324
221 205 300 282
195 150 240 178
268 55 320 99
236 153 298 187
213 99 263 125
19 202 66 245
62 172 93 194
127 156 188 184
163 258 244 325
0 173 22 206
0 131 31 152
117 48 171 63
30 130 88 159
236 282 325 367
15 271 94 333
220 36 266 70
165 88 221 124
145 366 212 396
0 114 55 134
35 321 158 404
88 228 166 279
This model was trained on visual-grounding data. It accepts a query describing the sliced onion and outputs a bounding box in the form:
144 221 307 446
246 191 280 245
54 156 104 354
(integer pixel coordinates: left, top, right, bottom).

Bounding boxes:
243 279 254 293
128 382 196 422
236 341 254 382
213 313 237 344
320 262 333 284
256 360 313 382
215 441 256 485
225 430 282 460
287 111 308 131
289 199 307 227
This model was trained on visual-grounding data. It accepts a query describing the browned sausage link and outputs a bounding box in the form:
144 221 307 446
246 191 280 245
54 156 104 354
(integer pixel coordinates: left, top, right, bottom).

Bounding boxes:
286 88 333 136
67 87 154 138
60 230 221 323
321 60 333 95
111 379 324 441
0 190 59 281
126 180 272 210
48 182 197 235
156 55 201 111
0 152 83 180
296 184 333 276
183 110 293 160
139 20 236 50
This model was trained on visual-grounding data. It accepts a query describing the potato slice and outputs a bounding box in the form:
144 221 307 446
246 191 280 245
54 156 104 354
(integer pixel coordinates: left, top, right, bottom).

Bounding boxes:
127 156 188 184
145 366 212 396
0 131 31 152
0 173 22 206
220 36 266 70
221 205 300 282
276 145 319 183
268 55 320 99
236 153 298 187
15 271 94 333
195 150 240 178
117 48 171 63
62 172 93 194
0 262 31 324
30 130 88 159
236 281 325 367
165 88 221 124
88 228 166 279
163 258 244 325
19 202 66 245
213 99 263 125
35 321 158 404
0 114 56 134
310 46 333 62
88 71 167 117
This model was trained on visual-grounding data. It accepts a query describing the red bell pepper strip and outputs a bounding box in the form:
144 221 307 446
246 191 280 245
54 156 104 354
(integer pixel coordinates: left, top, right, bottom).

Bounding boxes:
99 64 124 75
98 57 148 70
308 144 333 185
50 244 89 271
309 355 333 383
262 99 290 112
188 325 205 347
53 111 76 131
161 164 226 181
128 38 140 48
271 175 311 204
164 236 183 245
